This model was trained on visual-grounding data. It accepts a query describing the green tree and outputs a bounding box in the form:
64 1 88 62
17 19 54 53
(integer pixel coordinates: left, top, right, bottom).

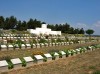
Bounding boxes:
0 16 5 28
79 28 85 34
16 20 22 30
4 16 17 29
27 18 35 29
86 29 94 39
86 29 94 35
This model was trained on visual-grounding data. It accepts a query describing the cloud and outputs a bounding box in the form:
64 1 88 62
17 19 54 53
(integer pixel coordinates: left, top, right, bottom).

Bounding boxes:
71 21 100 35
72 22 89 30
93 21 100 28
76 23 87 28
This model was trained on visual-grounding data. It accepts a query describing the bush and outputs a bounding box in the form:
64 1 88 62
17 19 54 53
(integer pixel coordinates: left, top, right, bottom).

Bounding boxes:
8 62 13 69
51 39 55 43
20 58 26 67
15 39 24 44
33 39 37 44
50 52 55 60
4 56 13 69
79 48 83 53
43 57 47 62
58 52 62 58
30 42 33 48
18 43 21 49
63 50 69 57
71 50 74 56
56 38 62 42
39 38 47 43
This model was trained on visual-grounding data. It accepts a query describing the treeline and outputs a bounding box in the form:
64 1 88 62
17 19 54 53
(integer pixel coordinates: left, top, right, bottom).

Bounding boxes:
0 16 85 34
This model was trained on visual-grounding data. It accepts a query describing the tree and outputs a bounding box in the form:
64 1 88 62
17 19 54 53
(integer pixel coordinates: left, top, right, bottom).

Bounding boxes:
74 28 79 34
79 28 85 34
16 20 22 30
86 29 94 40
0 16 5 28
27 18 35 29
4 16 17 29
86 29 94 35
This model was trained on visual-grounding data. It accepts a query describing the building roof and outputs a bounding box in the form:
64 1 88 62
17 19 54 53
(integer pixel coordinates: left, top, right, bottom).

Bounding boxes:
23 56 33 62
0 60 8 67
44 53 52 58
11 58 22 64
34 55 43 60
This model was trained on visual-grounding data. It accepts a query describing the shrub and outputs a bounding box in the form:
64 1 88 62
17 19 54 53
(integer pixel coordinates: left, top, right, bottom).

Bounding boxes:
39 38 47 43
79 48 83 53
33 39 37 44
51 39 55 43
8 62 13 69
56 38 62 42
15 39 24 44
71 50 74 56
4 56 13 69
58 52 62 58
20 58 26 67
50 52 55 60
30 42 33 48
82 47 86 52
43 57 47 62
63 50 69 57
18 43 21 49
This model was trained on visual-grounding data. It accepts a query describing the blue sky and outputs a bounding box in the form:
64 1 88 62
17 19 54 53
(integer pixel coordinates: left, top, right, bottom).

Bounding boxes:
0 0 100 35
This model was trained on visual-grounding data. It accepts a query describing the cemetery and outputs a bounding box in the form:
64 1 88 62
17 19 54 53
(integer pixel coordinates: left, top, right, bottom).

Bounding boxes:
0 24 100 73
0 43 100 72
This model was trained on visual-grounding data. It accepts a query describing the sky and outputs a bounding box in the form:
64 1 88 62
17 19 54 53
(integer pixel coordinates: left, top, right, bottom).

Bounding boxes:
0 0 100 35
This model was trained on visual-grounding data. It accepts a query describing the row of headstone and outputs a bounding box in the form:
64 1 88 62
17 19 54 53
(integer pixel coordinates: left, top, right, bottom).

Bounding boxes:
0 42 73 51
0 34 30 37
0 36 33 39
0 44 98 72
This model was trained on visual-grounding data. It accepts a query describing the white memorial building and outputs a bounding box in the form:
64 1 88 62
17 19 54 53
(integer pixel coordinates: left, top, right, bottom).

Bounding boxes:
27 24 61 35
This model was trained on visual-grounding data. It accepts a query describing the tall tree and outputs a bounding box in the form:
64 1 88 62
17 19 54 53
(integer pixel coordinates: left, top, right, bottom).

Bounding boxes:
33 19 41 28
79 28 85 34
27 18 35 29
4 16 17 29
21 21 27 31
74 28 79 34
0 16 5 28
86 29 94 35
86 29 94 39
16 20 22 30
